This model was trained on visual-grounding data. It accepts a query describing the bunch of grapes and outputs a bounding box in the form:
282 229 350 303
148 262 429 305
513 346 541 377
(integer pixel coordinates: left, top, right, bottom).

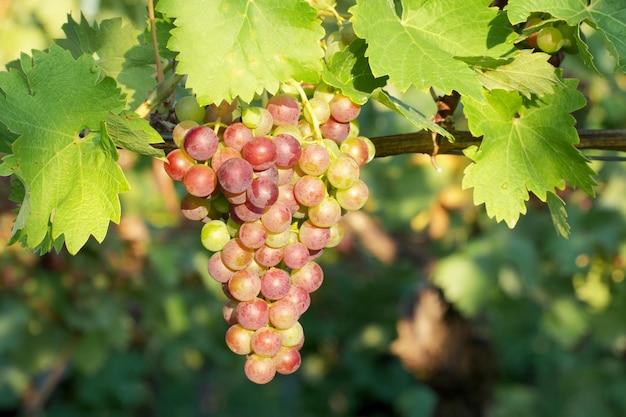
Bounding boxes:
163 84 374 384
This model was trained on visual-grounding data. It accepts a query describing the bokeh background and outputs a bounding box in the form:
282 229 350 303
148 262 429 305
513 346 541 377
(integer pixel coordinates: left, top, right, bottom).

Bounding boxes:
1 1 626 416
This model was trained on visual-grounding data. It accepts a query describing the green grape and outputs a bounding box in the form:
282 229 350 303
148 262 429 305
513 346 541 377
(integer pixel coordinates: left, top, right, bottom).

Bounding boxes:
536 26 563 54
200 220 231 252
175 95 206 124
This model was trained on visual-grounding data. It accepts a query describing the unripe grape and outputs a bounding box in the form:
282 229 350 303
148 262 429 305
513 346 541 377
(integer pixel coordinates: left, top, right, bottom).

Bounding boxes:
201 219 230 252
175 95 205 124
537 26 563 53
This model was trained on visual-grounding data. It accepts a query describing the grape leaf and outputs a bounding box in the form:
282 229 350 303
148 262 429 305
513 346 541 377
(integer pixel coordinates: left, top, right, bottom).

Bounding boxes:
156 0 325 105
56 14 156 109
322 38 388 105
0 46 129 254
102 111 166 160
461 80 596 231
458 50 563 98
506 0 626 72
350 0 517 100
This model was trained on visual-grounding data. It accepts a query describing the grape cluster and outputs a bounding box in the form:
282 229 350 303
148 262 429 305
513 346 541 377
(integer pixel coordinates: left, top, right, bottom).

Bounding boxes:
163 85 374 384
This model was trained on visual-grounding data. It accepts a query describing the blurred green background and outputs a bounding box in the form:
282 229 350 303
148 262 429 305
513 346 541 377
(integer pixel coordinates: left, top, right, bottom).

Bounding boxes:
1 1 626 416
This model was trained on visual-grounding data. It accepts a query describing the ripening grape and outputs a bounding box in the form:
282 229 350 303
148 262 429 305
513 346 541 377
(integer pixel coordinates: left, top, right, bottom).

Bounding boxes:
163 82 375 384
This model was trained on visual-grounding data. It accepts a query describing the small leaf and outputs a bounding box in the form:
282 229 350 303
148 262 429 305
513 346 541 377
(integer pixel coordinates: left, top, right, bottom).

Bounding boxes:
103 111 165 160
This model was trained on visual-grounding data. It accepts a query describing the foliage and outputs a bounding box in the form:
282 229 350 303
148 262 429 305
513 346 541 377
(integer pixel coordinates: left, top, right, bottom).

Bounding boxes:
0 0 625 415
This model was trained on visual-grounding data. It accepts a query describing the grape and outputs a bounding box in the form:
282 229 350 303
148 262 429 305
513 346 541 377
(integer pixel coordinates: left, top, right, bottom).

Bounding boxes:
298 143 330 176
304 97 331 125
298 220 331 250
172 120 199 148
273 134 302 168
282 242 310 270
266 94 301 125
247 176 279 210
260 268 291 300
269 299 299 329
221 238 254 270
175 95 205 124
225 324 253 355
217 157 254 194
223 122 253 151
201 220 231 252
244 354 276 384
228 269 262 302
320 117 350 143
166 81 376 384
250 326 283 357
537 26 563 53
290 261 324 293
164 149 195 181
330 94 361 123
180 194 210 221
236 297 270 330
242 136 277 171
183 125 219 161
336 179 369 211
183 164 217 197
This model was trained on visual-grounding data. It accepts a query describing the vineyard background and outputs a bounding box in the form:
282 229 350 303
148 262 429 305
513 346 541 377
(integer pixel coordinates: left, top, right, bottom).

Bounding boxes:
1 0 626 416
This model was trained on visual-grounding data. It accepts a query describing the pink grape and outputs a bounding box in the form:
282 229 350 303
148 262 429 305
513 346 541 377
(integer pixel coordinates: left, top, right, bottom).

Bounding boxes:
225 324 253 355
180 194 210 221
217 157 254 194
207 252 236 283
183 164 217 197
244 354 276 384
269 299 299 329
223 300 238 325
254 244 284 267
290 261 324 293
266 94 301 125
330 93 361 123
260 201 292 233
230 202 263 223
247 176 279 209
250 326 283 357
277 183 301 214
255 165 279 183
298 143 330 176
340 136 370 167
224 190 247 205
299 220 331 250
274 346 302 375
273 134 302 168
210 146 241 173
283 285 311 316
183 125 219 161
260 268 291 300
236 298 270 330
164 149 194 181
220 238 254 270
223 122 253 151
320 117 350 143
293 175 326 207
228 269 262 301
242 136 277 171
238 221 268 249
282 242 310 270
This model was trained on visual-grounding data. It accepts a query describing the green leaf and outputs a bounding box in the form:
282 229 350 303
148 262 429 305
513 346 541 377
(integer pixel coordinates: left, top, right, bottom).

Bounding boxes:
506 0 626 72
547 191 571 237
460 49 563 98
0 45 129 254
322 38 388 105
370 89 454 141
156 0 325 105
103 111 165 160
350 0 517 100
57 14 156 109
461 80 596 229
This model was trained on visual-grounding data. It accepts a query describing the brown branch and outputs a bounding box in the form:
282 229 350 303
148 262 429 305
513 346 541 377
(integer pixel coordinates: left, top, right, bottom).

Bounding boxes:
371 129 626 158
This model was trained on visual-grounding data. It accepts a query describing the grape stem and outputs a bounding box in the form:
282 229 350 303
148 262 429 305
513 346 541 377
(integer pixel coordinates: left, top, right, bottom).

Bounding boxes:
135 73 184 119
288 79 324 143
147 0 164 83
